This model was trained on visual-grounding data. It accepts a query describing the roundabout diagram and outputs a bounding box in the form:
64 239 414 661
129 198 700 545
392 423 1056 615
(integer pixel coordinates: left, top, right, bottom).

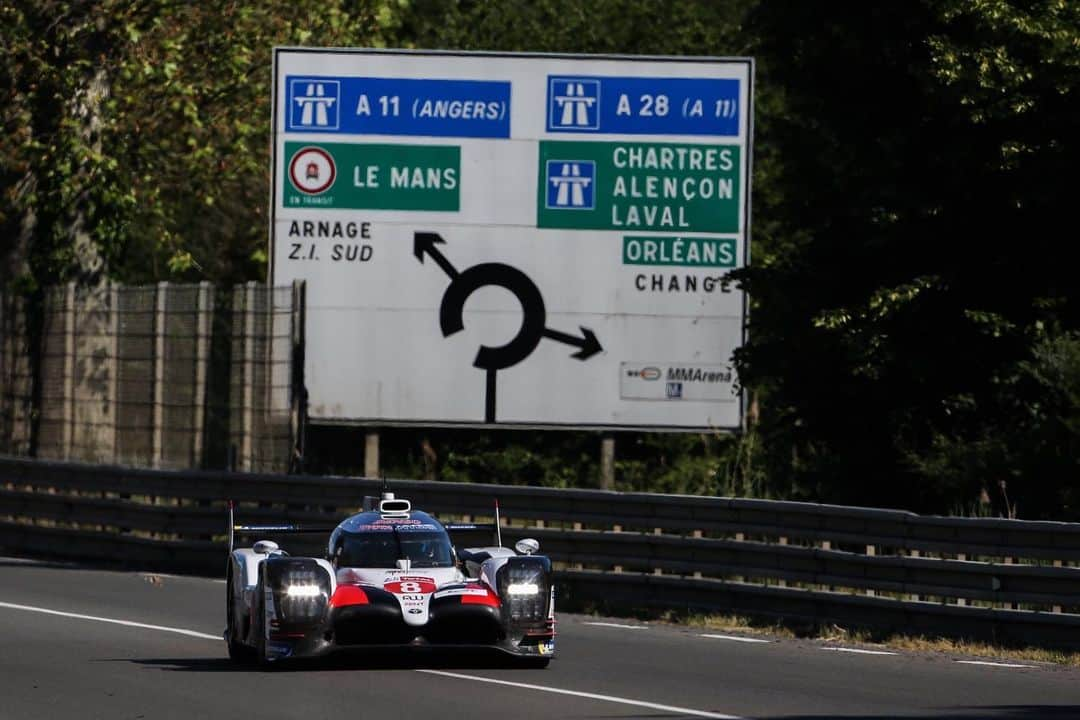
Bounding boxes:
414 231 602 422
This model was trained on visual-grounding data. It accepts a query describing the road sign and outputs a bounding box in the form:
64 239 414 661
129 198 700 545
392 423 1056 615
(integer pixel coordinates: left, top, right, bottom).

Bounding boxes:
271 49 753 431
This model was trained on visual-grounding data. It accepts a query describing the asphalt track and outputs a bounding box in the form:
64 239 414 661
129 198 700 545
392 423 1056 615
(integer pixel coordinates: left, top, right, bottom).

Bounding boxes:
1 558 1078 719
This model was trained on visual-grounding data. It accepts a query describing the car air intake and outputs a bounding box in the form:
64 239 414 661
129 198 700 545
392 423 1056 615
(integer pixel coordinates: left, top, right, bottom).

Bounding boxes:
379 498 411 516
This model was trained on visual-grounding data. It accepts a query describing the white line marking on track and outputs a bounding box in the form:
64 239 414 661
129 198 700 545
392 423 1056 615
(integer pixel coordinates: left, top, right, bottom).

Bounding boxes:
417 670 746 719
583 621 649 630
701 634 772 643
820 647 898 656
0 601 221 640
0 600 747 719
955 660 1035 669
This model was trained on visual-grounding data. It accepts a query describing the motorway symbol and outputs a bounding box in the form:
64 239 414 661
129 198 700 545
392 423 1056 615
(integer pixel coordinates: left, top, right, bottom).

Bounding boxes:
548 77 600 130
414 232 602 422
289 79 340 130
545 161 595 209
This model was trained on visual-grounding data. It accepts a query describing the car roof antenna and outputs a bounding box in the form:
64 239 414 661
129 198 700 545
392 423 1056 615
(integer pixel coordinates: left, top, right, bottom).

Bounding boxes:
380 474 393 501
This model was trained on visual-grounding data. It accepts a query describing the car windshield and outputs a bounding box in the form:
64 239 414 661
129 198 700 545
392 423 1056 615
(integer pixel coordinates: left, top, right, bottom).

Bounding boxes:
339 529 454 569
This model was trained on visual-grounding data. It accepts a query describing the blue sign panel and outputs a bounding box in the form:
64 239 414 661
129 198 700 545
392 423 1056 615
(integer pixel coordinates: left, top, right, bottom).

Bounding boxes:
286 76 511 138
546 76 740 136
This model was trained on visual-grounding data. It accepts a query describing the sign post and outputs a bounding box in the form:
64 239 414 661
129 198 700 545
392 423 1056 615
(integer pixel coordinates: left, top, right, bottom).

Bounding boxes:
271 49 753 432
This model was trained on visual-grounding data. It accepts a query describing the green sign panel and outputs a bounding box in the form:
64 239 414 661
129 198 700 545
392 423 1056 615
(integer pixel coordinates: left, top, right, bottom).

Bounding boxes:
284 141 460 211
622 236 737 268
536 141 740 233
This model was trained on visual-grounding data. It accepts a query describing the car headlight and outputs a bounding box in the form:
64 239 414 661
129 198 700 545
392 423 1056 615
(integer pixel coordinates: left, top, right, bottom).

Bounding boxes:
267 560 331 623
286 584 324 598
507 582 540 596
498 557 551 624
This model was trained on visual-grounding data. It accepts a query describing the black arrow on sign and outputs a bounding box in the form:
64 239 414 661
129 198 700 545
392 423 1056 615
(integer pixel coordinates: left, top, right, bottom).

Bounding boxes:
542 327 603 360
414 232 459 280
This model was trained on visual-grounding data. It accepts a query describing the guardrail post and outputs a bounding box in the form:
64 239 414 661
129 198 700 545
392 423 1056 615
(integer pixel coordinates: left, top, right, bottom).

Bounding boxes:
777 536 788 587
821 540 834 591
1053 560 1063 613
865 544 876 596
911 549 924 601
1003 556 1017 609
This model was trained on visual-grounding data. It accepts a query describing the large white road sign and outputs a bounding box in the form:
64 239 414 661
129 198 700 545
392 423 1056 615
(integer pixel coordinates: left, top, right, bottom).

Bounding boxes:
271 49 753 430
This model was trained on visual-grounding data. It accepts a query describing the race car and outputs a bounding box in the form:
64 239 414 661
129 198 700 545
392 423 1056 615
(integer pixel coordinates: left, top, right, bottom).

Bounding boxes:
224 491 555 666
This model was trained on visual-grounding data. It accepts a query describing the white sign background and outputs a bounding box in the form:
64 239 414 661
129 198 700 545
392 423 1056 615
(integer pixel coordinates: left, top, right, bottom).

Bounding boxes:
271 49 753 431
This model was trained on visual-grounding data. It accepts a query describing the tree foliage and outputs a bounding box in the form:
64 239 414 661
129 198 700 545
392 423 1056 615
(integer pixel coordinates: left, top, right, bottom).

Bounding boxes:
2 0 1077 516
737 0 1079 516
1 1 387 289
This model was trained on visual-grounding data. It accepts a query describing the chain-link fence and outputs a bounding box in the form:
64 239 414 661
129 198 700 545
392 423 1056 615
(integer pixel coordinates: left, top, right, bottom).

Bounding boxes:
0 281 303 473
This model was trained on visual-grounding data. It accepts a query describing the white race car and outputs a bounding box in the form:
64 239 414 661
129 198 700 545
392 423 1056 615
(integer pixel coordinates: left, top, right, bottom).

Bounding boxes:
225 492 555 666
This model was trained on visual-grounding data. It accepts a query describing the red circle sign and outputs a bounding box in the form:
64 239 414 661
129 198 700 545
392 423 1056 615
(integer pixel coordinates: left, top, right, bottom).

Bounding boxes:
288 146 336 195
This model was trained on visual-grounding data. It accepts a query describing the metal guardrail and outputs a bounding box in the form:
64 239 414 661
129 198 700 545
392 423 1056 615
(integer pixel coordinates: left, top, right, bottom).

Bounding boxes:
3 455 1080 647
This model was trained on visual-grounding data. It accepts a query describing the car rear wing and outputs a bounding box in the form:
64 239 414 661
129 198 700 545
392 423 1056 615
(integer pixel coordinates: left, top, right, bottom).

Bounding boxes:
441 499 503 547
226 497 506 553
227 500 337 553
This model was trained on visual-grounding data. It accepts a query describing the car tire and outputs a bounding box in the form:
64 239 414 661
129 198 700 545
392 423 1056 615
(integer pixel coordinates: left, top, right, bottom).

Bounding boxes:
225 567 253 663
254 569 270 667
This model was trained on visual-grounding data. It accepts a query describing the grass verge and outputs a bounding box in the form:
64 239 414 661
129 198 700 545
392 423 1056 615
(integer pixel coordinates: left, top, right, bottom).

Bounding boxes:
624 609 1080 668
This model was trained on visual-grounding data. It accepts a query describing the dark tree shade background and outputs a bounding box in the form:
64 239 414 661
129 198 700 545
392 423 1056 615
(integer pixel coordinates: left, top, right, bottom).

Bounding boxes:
2 1 1077 518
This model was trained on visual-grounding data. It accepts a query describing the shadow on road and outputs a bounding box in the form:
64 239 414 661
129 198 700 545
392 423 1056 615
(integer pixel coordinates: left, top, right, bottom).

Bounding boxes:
124 647 542 673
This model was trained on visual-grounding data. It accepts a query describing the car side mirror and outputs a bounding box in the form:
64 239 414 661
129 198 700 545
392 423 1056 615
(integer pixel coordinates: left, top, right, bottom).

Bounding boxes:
515 538 540 556
253 540 279 555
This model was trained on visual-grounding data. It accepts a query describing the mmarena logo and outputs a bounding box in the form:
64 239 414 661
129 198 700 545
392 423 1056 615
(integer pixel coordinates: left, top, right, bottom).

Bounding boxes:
625 366 661 381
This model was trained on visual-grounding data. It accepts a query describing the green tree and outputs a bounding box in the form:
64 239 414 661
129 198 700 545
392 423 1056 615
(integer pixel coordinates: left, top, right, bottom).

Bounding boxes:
736 0 1079 515
1 1 389 291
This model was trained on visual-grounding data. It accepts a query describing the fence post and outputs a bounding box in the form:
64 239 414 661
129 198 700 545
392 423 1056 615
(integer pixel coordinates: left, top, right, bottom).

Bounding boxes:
192 282 212 468
241 282 256 472
600 435 615 489
289 280 306 473
108 283 119 463
151 281 168 469
61 283 76 460
0 293 7 452
365 431 380 478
